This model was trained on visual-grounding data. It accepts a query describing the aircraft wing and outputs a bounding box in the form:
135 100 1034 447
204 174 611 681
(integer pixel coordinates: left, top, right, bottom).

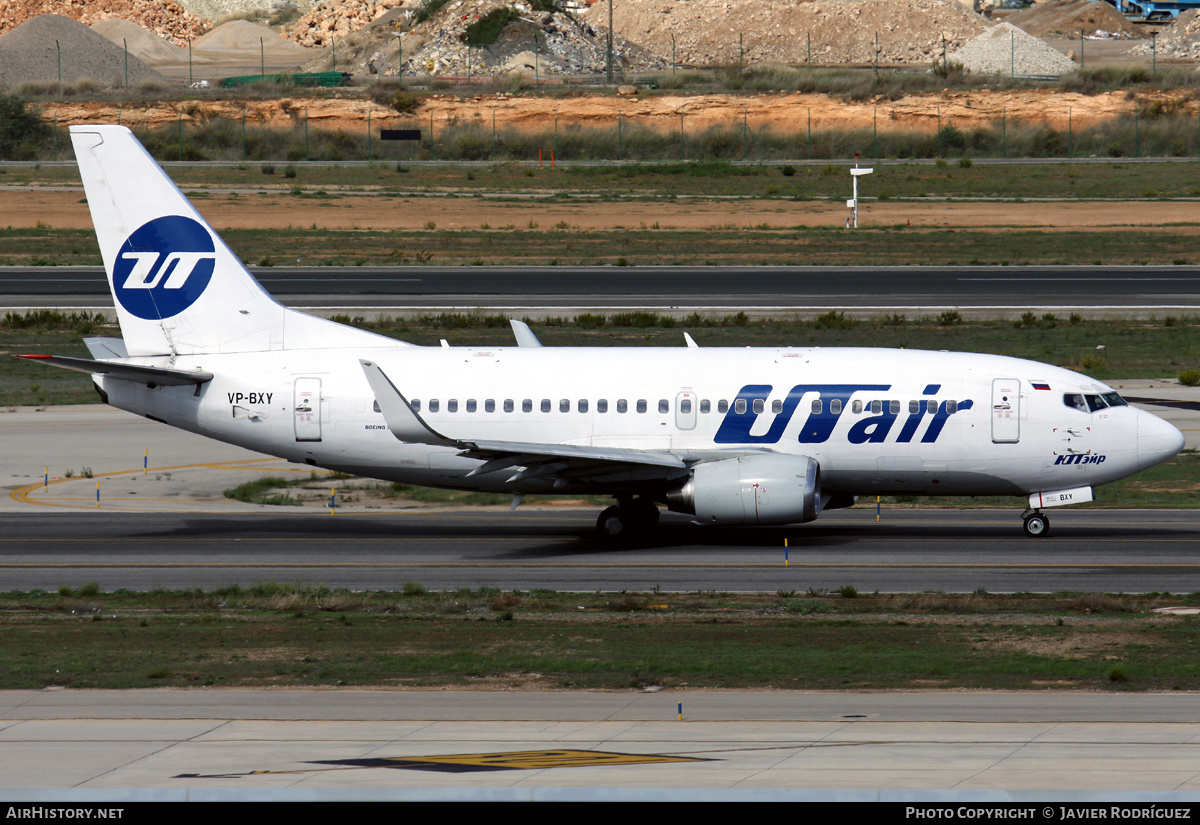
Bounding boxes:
360 359 690 482
19 354 214 386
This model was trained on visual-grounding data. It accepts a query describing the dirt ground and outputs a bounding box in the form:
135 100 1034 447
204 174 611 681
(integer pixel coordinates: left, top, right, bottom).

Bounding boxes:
2 186 1198 231
45 87 1185 135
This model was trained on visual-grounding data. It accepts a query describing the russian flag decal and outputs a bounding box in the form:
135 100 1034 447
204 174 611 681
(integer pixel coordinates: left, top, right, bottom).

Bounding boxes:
1031 382 1051 391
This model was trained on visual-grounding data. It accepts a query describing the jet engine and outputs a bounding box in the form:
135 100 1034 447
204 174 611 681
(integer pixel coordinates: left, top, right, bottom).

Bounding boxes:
666 454 822 525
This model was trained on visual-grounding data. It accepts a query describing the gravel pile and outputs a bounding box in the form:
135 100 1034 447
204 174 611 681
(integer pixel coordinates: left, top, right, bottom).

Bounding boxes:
287 0 405 47
606 0 989 67
0 0 209 46
1005 0 1142 40
951 22 1077 77
298 0 664 77
0 14 171 88
1132 9 1200 58
175 0 314 22
91 16 185 63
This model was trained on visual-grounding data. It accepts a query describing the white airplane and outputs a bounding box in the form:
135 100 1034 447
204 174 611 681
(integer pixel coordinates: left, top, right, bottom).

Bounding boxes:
24 126 1185 539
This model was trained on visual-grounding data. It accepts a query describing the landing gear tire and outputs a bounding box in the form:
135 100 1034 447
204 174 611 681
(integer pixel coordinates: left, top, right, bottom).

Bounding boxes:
596 506 630 539
596 500 659 540
1023 512 1050 538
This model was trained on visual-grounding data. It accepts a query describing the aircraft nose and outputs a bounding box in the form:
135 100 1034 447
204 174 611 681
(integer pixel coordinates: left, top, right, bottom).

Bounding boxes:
1137 409 1185 471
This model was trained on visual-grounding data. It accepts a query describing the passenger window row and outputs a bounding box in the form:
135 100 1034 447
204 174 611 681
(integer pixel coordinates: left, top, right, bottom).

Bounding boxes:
410 398 668 414
402 397 956 415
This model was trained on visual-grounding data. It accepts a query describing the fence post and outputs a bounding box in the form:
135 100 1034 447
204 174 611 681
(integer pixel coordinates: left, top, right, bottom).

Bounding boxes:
679 109 684 160
936 107 941 158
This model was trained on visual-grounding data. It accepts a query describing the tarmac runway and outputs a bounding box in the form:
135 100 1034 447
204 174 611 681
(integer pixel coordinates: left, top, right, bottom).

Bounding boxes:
6 264 1200 313
1 690 1199 798
3 403 1200 593
4 408 1200 800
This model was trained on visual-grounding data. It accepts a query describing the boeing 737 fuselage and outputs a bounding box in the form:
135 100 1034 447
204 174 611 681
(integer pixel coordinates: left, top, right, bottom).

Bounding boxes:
24 126 1185 539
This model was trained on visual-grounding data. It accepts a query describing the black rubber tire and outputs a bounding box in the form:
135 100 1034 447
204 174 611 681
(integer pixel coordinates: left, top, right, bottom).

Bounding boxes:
1023 513 1050 538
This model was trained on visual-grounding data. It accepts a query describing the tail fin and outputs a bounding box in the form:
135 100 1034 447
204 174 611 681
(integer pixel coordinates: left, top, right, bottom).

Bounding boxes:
70 125 389 356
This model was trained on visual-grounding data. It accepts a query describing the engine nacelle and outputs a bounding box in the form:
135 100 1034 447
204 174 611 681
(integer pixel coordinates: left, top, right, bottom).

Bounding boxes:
666 454 822 525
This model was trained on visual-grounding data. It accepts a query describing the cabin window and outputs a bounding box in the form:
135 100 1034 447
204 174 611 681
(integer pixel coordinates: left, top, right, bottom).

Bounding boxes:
560 399 570 413
597 399 608 413
485 399 495 413
522 399 532 413
830 399 842 415
718 400 729 414
659 399 670 413
504 399 514 413
680 399 692 414
700 400 710 414
579 399 589 413
889 400 900 415
811 399 822 415
870 400 882 414
852 400 862 414
373 400 382 413
637 399 648 413
947 400 958 414
617 399 628 413
772 399 782 414
752 399 764 414
735 399 747 414
447 399 458 413
541 399 551 413
466 399 477 413
927 399 937 414
428 399 439 413
909 400 920 414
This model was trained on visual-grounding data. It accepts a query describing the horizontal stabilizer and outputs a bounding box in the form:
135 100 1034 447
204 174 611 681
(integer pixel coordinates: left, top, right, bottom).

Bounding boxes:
19 354 213 386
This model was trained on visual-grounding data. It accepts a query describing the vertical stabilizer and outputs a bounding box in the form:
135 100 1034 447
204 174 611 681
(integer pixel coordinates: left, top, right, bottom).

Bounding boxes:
71 125 289 356
70 126 398 357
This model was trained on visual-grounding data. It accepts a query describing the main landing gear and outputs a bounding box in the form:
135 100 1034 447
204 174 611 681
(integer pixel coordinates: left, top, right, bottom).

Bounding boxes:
596 498 660 539
1021 509 1050 538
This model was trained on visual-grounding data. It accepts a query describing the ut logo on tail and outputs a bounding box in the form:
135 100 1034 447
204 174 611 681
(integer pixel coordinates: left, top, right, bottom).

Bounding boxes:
113 216 216 320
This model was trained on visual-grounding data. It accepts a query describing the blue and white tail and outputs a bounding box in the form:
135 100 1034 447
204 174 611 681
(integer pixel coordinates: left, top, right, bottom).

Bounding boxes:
70 125 392 357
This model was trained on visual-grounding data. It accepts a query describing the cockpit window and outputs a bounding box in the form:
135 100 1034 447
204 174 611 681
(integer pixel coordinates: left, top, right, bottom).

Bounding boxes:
1067 392 1117 413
